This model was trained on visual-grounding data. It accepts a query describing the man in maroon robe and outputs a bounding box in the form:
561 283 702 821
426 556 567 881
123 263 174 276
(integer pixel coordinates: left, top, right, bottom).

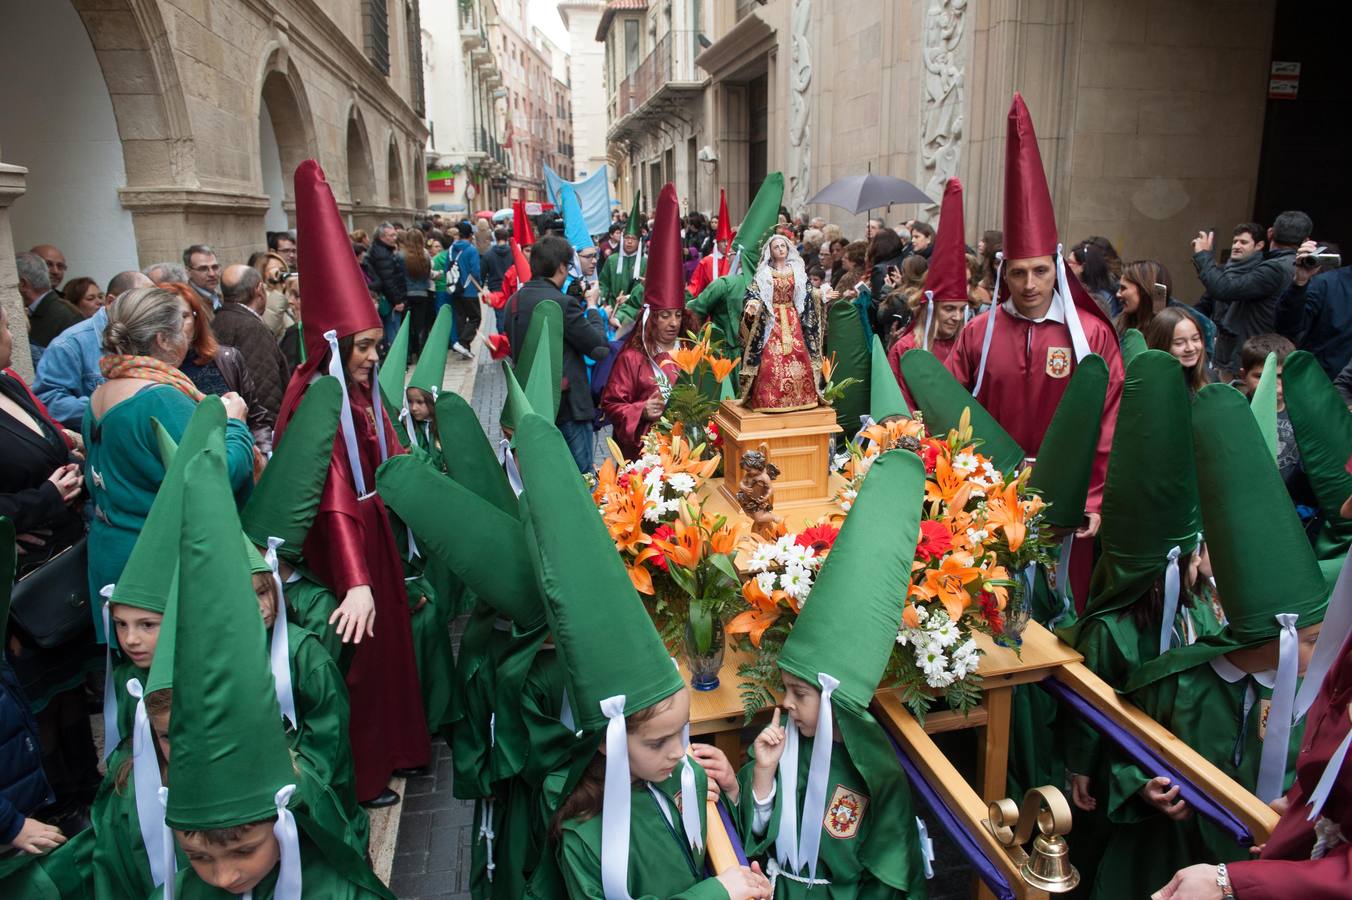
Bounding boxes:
944 94 1124 603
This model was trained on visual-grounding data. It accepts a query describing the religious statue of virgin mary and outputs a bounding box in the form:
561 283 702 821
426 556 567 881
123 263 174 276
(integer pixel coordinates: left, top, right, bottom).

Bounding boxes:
737 233 837 411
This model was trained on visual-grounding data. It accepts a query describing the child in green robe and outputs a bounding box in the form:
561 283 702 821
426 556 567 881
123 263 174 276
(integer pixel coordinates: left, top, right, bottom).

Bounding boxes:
404 385 442 459
735 449 931 898
1090 384 1335 900
509 411 772 899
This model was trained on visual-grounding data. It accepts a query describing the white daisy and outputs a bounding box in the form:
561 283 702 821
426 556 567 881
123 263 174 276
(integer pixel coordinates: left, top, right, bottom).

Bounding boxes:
755 572 778 596
667 472 696 495
966 527 990 544
779 565 813 601
952 451 978 476
746 542 779 573
781 542 815 569
927 617 959 649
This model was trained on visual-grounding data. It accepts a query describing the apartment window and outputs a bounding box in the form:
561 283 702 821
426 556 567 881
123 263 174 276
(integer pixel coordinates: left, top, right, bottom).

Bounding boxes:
405 0 425 116
624 19 640 76
362 0 390 75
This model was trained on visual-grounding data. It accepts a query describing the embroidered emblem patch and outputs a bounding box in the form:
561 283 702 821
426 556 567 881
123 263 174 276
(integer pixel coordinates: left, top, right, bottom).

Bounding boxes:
1046 347 1072 378
823 785 868 839
1258 698 1272 741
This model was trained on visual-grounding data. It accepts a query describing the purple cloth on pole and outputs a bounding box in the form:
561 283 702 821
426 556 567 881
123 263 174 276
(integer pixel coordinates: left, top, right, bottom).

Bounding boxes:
705 799 751 878
1039 677 1252 844
877 710 1017 900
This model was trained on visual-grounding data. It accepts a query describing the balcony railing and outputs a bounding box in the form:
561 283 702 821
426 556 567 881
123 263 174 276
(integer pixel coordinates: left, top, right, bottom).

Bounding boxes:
614 30 701 119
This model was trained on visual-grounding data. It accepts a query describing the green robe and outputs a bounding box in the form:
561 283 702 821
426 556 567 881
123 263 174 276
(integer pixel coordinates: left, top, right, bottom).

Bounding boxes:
0 825 94 899
405 569 457 738
558 764 728 899
453 603 512 800
686 272 752 356
737 734 927 898
110 657 148 752
599 252 645 311
1091 661 1305 900
283 570 345 670
91 741 185 900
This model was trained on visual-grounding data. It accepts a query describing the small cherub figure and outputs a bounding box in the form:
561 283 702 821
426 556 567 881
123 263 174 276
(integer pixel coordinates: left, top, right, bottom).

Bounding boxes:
736 444 783 540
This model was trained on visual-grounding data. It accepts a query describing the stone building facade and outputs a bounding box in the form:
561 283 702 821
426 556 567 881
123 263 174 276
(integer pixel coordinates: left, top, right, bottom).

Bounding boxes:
598 0 1311 303
1 0 430 377
492 0 574 201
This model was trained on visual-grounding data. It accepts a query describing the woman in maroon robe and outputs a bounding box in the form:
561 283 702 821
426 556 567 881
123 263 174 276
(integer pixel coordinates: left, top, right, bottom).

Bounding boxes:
274 160 429 807
599 182 695 460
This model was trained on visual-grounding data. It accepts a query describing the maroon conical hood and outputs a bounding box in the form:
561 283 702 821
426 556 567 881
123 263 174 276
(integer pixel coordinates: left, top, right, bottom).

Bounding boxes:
925 178 968 302
1003 93 1059 260
642 183 685 311
295 160 381 363
715 189 732 244
512 198 535 246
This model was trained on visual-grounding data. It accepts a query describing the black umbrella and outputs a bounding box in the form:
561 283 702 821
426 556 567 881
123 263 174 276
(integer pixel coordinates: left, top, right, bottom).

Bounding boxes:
808 174 933 215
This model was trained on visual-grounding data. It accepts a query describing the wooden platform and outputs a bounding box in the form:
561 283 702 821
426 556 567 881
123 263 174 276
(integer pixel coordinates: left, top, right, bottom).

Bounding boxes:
713 399 841 508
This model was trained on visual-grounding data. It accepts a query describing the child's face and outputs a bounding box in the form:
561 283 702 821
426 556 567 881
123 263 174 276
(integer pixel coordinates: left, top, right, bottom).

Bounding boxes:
1232 622 1323 676
111 604 162 670
252 572 278 629
150 708 171 764
1240 362 1285 408
407 389 432 423
177 823 280 895
623 687 692 784
779 671 822 736
809 274 823 288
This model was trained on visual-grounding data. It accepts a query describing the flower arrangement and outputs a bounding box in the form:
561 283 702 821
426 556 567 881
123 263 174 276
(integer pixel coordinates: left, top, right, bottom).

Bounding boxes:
729 410 1057 721
653 325 738 455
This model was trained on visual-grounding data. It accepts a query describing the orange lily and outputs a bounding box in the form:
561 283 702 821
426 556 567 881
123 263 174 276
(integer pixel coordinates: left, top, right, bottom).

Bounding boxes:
707 516 749 555
902 602 922 629
977 559 1011 609
708 354 739 383
626 546 663 595
984 481 1027 552
602 480 651 555
727 577 789 646
916 551 981 621
652 515 704 569
669 341 705 376
925 454 973 513
821 352 837 382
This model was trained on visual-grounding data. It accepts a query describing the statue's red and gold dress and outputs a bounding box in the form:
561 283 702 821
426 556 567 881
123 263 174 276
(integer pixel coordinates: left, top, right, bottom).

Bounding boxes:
743 270 819 412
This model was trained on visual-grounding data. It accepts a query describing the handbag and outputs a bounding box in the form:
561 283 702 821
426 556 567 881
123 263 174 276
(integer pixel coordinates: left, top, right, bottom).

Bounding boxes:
10 537 93 649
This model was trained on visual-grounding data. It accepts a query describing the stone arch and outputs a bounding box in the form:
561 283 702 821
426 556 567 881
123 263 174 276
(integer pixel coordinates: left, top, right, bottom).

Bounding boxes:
255 44 318 223
345 106 376 207
410 143 427 210
387 133 407 210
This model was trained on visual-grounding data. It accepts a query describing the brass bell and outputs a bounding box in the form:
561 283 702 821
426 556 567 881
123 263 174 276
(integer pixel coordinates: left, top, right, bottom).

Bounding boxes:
983 786 1080 894
1022 830 1079 893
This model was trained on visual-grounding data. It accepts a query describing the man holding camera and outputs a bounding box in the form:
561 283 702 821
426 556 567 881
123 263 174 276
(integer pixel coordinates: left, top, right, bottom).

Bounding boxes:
1191 210 1311 378
1273 239 1351 380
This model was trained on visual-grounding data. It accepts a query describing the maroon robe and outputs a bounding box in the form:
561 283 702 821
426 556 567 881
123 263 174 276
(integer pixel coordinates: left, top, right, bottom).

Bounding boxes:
888 328 955 412
945 303 1124 607
275 376 430 800
1228 632 1352 897
599 344 676 461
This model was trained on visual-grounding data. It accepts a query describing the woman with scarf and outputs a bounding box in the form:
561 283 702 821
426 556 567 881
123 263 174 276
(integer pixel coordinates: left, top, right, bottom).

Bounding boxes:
738 234 837 412
83 286 254 641
272 161 429 809
600 183 696 461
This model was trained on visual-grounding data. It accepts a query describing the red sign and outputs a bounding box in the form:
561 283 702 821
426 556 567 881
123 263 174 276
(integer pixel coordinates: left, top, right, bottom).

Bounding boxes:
1268 61 1299 100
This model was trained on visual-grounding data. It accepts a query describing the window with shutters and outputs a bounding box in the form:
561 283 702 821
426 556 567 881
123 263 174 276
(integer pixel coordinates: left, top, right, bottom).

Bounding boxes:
363 0 390 76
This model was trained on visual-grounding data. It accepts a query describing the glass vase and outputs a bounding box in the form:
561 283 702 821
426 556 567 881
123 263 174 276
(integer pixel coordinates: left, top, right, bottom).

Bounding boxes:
683 616 726 691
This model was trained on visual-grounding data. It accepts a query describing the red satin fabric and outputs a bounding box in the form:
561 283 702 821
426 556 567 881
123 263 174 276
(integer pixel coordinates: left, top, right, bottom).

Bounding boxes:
276 375 430 799
600 346 675 461
887 331 955 412
687 253 731 299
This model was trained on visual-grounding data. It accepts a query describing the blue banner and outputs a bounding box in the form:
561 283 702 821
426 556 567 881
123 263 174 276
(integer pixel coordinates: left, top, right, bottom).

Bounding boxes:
544 165 612 237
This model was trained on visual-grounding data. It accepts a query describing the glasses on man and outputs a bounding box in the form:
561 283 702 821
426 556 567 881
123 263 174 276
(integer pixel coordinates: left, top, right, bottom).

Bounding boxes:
579 252 598 260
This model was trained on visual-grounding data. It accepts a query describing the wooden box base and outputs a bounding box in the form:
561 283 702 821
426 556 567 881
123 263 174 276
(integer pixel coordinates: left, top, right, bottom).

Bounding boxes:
713 399 842 509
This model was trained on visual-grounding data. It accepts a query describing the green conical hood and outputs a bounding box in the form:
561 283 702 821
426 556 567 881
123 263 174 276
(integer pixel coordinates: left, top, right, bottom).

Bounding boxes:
869 335 911 422
899 348 1025 473
1062 352 1199 641
1250 351 1279 462
1124 383 1328 692
165 445 296 831
240 376 342 561
503 317 557 437
110 399 226 614
0 518 13 646
408 306 455 395
377 455 543 627
780 450 925 712
1119 328 1147 369
623 191 642 239
823 298 871 437
1027 354 1108 528
500 299 563 432
377 313 412 412
1283 351 1352 525
731 173 785 264
515 413 682 731
435 392 517 516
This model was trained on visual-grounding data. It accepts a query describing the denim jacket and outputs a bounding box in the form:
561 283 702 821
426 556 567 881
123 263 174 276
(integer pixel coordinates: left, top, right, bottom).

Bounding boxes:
33 305 107 429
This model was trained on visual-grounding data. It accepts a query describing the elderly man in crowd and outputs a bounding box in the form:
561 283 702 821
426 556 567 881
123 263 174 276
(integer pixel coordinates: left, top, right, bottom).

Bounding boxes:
17 251 82 353
214 264 290 419
30 244 68 297
183 243 222 310
33 270 153 427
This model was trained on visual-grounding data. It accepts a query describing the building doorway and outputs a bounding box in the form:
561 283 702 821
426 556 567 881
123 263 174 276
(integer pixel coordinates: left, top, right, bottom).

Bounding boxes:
748 74 768 209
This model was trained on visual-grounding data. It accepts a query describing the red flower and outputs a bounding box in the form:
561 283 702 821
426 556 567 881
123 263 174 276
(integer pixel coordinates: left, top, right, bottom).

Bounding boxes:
794 523 840 555
918 439 943 474
648 525 673 571
979 590 1004 635
914 519 953 562
706 419 722 449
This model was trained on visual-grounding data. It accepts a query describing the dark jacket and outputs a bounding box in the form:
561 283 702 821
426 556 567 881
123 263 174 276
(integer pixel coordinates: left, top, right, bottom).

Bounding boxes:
0 372 84 564
25 292 84 349
482 243 513 292
367 240 407 307
1273 267 1352 379
869 253 907 302
0 656 53 843
210 303 290 420
507 278 610 423
187 347 275 453
1192 248 1295 372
